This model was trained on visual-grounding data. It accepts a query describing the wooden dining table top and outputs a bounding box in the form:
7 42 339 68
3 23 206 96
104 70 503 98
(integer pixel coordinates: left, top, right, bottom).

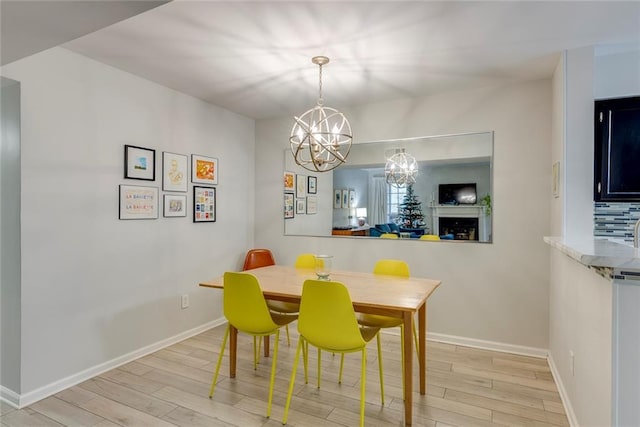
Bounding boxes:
199 264 441 315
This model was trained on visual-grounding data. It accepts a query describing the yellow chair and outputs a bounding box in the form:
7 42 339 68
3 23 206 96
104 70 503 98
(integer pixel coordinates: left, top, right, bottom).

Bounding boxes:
209 272 297 418
282 279 382 427
420 234 441 241
265 253 315 346
380 233 398 239
356 259 419 402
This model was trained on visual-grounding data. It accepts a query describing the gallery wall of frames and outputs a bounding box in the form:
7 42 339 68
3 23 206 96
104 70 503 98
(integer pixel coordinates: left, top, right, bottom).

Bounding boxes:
119 144 218 223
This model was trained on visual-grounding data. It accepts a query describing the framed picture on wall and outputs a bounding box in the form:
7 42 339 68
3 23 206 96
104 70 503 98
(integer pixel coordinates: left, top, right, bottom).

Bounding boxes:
284 193 294 219
193 186 216 222
334 189 342 209
296 174 306 197
191 154 218 185
124 145 155 181
308 176 317 194
119 184 158 219
341 189 349 209
163 194 187 217
296 198 306 214
162 152 188 192
284 171 295 191
306 196 317 214
349 190 356 208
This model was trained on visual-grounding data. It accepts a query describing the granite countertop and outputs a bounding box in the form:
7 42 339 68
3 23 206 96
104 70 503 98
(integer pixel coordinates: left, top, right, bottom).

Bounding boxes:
544 236 640 269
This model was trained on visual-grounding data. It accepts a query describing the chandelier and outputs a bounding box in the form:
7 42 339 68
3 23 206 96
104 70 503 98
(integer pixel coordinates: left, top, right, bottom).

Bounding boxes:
385 149 418 187
290 56 352 172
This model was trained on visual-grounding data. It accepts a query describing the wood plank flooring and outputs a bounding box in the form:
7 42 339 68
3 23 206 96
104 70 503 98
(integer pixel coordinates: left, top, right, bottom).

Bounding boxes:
1 323 569 426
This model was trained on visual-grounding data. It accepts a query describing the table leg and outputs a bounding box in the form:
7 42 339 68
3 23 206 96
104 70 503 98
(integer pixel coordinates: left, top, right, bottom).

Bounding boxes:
230 326 238 378
403 311 413 426
418 304 426 394
264 335 270 357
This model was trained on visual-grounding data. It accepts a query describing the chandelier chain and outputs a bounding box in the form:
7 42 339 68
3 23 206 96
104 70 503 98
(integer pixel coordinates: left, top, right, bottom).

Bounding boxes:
317 63 324 106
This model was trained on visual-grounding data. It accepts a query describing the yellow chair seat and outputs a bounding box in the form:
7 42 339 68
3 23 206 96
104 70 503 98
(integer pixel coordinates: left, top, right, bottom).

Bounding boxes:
357 313 403 329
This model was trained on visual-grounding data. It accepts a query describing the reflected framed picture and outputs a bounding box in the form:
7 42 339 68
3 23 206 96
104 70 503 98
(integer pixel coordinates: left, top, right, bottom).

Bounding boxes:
334 189 341 209
163 152 188 192
124 145 155 181
192 154 218 185
163 194 187 217
341 189 349 209
308 176 317 194
284 193 294 219
193 186 216 222
296 174 306 197
349 190 356 208
306 196 317 214
119 184 158 219
284 171 295 191
296 198 306 214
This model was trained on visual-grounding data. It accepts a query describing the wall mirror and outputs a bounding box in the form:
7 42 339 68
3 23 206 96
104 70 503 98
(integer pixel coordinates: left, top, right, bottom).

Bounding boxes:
284 131 493 243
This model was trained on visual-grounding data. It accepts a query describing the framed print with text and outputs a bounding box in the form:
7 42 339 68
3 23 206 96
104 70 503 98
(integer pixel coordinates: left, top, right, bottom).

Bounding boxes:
306 196 317 214
307 176 317 194
162 152 188 192
296 174 306 197
119 184 158 219
193 186 216 222
163 194 187 217
192 154 218 185
124 145 155 181
284 193 294 219
296 198 306 214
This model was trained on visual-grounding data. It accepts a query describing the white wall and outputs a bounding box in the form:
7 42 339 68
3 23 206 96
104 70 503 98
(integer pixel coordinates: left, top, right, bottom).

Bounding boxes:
256 79 552 350
548 250 611 427
1 48 254 400
1 77 22 394
594 48 640 99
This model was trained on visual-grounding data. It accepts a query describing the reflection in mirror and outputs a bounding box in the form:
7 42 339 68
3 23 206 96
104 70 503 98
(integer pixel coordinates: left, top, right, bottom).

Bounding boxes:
284 131 493 243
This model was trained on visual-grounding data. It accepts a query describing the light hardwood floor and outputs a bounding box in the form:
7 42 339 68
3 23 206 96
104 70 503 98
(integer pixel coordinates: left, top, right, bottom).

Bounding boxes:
1 323 569 426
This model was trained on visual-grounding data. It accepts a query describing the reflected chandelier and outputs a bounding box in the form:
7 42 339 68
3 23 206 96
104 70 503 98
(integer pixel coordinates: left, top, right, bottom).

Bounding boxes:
290 56 352 172
385 149 418 187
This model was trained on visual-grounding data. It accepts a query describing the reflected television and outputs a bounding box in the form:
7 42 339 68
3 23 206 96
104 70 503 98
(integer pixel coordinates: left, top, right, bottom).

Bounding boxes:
438 183 477 205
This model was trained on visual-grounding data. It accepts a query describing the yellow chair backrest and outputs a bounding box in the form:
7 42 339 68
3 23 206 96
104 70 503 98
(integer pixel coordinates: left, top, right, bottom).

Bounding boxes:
373 259 410 277
223 272 277 334
380 233 398 239
295 253 317 269
420 234 440 241
298 279 366 351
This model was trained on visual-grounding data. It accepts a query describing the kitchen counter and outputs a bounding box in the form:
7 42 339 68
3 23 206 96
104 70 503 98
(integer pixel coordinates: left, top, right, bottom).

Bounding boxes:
544 236 640 270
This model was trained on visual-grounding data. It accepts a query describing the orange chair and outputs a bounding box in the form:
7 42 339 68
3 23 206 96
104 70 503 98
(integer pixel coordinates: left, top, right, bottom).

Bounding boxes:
242 248 276 270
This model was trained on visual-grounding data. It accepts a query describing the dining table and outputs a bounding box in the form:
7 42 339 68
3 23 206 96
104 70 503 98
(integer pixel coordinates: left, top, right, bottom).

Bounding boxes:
199 265 441 426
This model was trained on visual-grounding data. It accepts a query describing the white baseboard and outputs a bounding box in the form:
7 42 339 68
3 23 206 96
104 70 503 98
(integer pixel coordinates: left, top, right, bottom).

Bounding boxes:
547 353 579 427
4 318 225 409
426 331 549 358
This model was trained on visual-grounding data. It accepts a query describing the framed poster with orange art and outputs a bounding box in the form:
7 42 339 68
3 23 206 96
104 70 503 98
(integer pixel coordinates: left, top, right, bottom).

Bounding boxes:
284 171 295 191
192 154 218 185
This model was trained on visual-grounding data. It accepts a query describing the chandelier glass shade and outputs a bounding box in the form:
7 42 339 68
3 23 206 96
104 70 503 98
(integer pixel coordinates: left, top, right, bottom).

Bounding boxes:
385 150 418 187
290 56 352 172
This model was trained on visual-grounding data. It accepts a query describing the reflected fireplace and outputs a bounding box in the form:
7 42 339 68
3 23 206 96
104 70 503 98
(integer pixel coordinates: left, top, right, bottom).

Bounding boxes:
439 217 479 241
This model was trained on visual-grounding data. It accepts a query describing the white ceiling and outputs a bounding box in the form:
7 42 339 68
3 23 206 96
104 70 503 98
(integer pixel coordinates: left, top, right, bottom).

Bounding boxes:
4 1 640 120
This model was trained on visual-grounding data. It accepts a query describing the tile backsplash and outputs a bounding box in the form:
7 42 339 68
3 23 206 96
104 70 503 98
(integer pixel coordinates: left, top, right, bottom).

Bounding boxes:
594 202 640 243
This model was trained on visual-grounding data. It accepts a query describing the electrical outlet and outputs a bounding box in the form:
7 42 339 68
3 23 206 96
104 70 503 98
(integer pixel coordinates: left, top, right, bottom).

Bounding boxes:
569 350 575 376
181 294 189 309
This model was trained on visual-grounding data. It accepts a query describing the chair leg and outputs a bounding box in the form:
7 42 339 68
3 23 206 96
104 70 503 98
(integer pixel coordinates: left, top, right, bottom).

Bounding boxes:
339 353 345 384
285 324 291 346
376 333 385 405
266 330 280 418
283 338 304 425
209 324 230 398
253 336 259 370
317 349 322 389
399 325 405 401
359 348 367 427
303 340 309 384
